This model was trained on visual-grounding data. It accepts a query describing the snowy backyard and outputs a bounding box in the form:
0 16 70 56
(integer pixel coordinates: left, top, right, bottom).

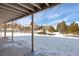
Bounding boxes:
0 32 79 56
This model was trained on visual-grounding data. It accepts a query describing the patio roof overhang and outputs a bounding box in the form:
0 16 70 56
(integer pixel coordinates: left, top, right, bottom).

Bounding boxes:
0 3 59 23
0 3 60 53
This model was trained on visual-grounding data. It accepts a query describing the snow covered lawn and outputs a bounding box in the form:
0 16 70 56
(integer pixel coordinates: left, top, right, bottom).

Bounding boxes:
11 36 79 56
0 32 79 56
31 36 79 56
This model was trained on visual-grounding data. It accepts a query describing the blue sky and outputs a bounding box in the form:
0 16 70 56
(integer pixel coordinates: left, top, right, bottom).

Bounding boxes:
16 3 79 26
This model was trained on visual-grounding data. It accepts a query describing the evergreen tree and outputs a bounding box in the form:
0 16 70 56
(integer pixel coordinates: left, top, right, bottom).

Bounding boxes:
68 21 78 34
57 21 68 34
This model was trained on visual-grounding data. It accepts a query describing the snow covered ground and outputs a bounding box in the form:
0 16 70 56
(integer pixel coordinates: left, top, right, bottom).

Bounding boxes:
0 32 79 39
0 32 79 56
5 35 79 56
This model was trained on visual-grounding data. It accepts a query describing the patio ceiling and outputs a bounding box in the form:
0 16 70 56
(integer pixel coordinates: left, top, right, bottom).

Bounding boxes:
0 3 59 23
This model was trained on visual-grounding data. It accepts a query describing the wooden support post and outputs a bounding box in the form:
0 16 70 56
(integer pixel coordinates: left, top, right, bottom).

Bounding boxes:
12 21 13 43
4 23 6 38
31 13 34 52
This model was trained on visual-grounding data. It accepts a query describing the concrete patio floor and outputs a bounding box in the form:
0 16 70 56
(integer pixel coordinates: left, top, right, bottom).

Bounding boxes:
0 37 32 56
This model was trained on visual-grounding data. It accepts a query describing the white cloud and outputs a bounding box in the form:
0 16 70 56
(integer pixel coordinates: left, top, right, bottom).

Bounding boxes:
47 17 68 25
57 18 67 23
47 14 61 19
25 20 31 24
16 16 31 25
66 23 71 25
75 21 79 25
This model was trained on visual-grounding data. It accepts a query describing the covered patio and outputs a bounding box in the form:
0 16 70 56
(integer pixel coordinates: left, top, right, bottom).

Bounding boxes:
0 3 59 56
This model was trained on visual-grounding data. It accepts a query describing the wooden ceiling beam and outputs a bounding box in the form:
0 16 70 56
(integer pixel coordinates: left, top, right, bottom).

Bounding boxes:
4 3 30 14
17 3 35 12
45 3 49 7
31 3 41 10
